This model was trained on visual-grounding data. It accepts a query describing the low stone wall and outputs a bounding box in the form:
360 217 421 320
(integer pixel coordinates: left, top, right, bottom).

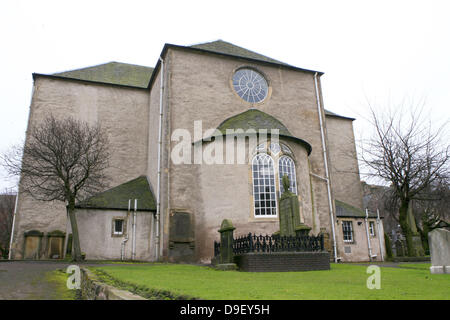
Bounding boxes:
80 267 146 300
234 251 330 272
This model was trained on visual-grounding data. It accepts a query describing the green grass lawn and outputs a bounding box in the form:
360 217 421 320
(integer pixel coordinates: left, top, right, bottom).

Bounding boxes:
45 270 79 300
90 263 450 300
396 263 431 270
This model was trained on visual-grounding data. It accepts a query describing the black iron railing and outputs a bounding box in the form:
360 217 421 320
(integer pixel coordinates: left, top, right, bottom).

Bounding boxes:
214 233 324 256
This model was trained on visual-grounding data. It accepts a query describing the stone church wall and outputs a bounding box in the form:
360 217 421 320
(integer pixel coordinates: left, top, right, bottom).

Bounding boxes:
76 209 153 261
164 48 334 263
10 77 150 259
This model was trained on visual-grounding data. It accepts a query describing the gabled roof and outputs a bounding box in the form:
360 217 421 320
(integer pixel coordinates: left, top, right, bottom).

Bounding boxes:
34 40 324 90
149 40 324 89
190 40 290 66
76 176 156 212
335 199 377 218
201 109 312 155
52 62 154 88
324 109 355 121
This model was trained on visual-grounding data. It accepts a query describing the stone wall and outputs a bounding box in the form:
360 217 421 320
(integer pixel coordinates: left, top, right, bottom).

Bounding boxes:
80 267 146 300
11 77 150 259
75 209 153 261
234 252 330 272
166 48 332 263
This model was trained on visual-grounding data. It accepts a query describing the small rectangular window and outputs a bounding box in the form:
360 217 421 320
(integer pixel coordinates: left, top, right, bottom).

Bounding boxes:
114 219 124 235
342 221 353 243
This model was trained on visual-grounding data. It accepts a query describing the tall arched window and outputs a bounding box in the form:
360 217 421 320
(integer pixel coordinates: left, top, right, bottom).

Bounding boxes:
251 142 298 218
279 155 297 196
252 154 277 217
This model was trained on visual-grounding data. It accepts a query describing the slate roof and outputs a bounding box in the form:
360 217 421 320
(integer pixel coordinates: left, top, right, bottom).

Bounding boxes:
53 62 154 88
205 109 312 155
190 40 290 66
324 109 355 121
36 40 353 121
217 109 292 136
75 176 156 212
335 199 377 218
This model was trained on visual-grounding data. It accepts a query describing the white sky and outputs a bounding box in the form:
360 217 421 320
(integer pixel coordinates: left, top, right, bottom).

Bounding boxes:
1 0 449 190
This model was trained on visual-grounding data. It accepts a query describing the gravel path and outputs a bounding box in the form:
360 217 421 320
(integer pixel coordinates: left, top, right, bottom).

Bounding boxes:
0 261 73 300
0 260 155 300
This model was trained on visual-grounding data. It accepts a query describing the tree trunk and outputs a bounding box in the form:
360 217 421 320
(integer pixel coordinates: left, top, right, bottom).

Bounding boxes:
398 200 414 256
419 215 430 255
67 199 82 262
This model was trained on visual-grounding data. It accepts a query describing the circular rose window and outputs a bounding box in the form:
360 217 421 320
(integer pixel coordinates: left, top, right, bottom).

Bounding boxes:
232 68 268 103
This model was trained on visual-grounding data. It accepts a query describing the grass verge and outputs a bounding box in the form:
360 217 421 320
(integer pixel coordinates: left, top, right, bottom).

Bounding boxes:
397 263 431 270
44 269 80 300
90 263 450 300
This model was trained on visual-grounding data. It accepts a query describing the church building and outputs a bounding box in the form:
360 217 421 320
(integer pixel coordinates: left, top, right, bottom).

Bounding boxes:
9 40 385 263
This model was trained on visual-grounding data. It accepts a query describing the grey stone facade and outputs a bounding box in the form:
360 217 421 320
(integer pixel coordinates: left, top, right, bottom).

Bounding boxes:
10 40 384 263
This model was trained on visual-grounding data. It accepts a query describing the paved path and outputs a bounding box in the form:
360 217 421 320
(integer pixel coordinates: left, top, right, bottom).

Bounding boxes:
0 260 153 300
0 261 73 300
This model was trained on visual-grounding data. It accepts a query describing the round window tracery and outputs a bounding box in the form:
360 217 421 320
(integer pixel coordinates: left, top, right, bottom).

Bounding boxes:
232 68 268 103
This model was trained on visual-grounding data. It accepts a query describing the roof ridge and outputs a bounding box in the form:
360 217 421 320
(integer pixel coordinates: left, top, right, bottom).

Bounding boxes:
189 40 290 66
53 61 154 76
50 61 154 89
75 175 156 211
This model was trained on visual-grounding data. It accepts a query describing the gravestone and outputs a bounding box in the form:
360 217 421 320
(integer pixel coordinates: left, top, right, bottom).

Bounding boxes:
407 205 425 256
23 230 44 260
46 230 65 259
428 228 450 274
217 219 237 270
320 228 332 253
169 211 195 262
395 239 406 257
278 175 311 237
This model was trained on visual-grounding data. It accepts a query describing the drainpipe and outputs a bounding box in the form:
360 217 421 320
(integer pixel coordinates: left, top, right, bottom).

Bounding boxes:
155 56 164 261
132 199 137 260
121 199 131 261
8 193 19 260
376 209 384 261
313 72 338 263
365 208 373 261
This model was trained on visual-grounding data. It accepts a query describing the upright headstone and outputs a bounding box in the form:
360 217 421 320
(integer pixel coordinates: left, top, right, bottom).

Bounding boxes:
217 219 237 270
395 239 405 257
407 204 425 256
278 175 311 237
428 228 450 274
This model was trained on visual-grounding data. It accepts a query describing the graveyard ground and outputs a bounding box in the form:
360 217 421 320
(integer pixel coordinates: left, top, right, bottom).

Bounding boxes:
87 262 449 300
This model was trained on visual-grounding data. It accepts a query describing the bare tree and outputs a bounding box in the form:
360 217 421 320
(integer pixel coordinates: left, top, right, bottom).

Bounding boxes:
413 179 450 253
360 103 449 256
0 191 16 258
1 115 110 261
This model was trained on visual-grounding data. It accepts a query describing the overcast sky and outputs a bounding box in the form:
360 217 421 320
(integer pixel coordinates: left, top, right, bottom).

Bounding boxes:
1 0 449 191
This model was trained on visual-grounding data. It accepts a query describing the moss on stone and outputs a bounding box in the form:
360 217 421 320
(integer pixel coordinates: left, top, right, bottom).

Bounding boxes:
335 199 376 218
217 109 292 136
54 62 154 88
76 176 156 212
210 109 312 154
219 219 235 232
